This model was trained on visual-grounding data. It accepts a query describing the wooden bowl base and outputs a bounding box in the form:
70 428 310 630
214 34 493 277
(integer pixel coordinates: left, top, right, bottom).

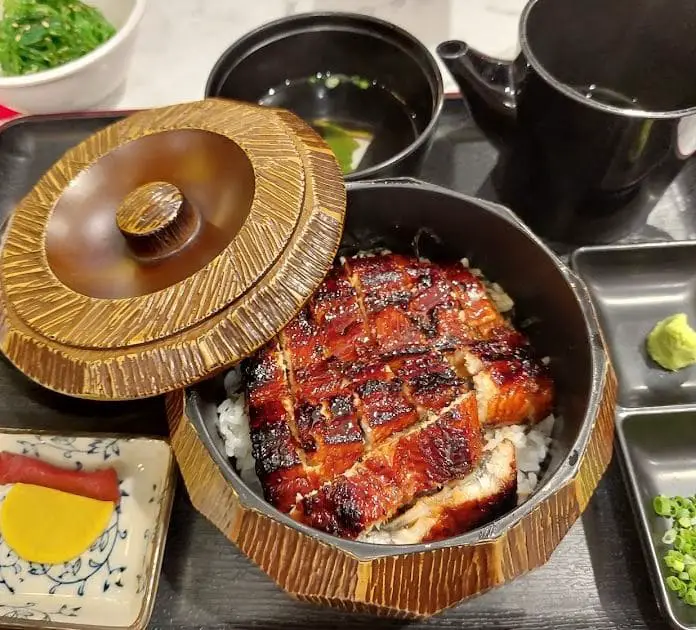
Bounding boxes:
166 365 616 618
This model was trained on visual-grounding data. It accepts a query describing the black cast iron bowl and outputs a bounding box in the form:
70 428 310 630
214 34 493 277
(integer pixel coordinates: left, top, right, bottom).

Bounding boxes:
174 179 614 616
204 13 444 182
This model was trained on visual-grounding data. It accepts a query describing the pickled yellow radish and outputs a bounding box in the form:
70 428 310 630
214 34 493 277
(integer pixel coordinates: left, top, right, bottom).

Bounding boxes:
0 483 113 564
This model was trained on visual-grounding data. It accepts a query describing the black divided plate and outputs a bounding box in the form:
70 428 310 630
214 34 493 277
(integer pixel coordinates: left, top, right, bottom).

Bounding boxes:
573 241 696 630
617 408 696 630
572 242 696 408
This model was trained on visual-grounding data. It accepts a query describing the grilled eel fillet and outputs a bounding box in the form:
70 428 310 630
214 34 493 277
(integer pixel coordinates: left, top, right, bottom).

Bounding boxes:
243 253 553 537
360 440 517 545
291 391 482 538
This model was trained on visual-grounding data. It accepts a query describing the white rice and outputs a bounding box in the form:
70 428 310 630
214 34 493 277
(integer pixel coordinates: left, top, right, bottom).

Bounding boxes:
216 368 258 488
485 415 555 500
214 254 554 542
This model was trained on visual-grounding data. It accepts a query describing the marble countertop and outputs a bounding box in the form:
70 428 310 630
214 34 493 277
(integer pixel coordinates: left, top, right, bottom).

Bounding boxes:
110 0 527 110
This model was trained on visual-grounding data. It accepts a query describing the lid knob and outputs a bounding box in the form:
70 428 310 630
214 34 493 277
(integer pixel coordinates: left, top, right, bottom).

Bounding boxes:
116 181 200 260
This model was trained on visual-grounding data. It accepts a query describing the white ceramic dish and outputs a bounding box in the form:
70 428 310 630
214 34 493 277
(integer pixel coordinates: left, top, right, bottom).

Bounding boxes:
0 0 146 115
0 431 175 630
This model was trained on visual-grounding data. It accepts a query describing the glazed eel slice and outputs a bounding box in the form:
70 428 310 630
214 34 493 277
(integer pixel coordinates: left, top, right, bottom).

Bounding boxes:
440 263 554 425
290 261 426 455
279 305 367 483
309 264 372 364
348 253 553 427
291 391 484 539
388 351 468 415
364 440 517 544
457 330 554 427
440 262 510 342
243 340 319 512
346 254 431 358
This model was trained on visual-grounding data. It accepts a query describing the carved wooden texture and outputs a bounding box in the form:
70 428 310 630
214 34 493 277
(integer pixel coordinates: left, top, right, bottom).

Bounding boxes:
0 99 346 400
165 363 617 618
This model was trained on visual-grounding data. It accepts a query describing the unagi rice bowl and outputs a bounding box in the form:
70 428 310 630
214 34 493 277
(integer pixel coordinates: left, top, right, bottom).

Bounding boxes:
215 252 556 544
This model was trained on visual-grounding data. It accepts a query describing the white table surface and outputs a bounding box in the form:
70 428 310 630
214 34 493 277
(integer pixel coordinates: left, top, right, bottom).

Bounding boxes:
108 0 527 111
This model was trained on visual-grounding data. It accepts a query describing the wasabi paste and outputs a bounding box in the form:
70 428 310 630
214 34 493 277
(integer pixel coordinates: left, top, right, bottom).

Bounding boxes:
646 313 696 371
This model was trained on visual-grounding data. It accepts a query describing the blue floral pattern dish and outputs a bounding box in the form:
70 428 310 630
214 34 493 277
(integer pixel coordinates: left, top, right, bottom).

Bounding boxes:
0 432 175 630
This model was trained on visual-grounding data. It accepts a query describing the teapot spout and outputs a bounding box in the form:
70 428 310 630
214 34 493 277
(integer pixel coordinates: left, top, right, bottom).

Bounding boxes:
437 40 519 148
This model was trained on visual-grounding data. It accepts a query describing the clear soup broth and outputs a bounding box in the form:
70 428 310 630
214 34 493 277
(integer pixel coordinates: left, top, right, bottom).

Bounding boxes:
258 73 419 174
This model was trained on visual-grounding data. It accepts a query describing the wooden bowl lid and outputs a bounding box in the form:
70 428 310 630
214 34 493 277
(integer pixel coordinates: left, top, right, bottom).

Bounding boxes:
0 99 346 400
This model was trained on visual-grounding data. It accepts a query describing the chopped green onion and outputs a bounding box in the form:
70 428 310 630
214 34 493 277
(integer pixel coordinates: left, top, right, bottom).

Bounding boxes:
667 575 685 592
654 495 673 516
677 580 689 598
654 494 696 606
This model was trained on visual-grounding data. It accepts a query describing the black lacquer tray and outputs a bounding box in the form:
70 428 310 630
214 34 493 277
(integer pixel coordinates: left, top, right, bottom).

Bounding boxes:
0 96 687 630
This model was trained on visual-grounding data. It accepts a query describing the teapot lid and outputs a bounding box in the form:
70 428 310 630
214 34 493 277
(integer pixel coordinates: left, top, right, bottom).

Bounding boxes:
0 99 346 400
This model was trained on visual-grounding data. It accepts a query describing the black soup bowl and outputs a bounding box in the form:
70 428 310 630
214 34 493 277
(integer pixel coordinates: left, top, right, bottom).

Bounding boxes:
205 13 444 181
179 179 614 615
